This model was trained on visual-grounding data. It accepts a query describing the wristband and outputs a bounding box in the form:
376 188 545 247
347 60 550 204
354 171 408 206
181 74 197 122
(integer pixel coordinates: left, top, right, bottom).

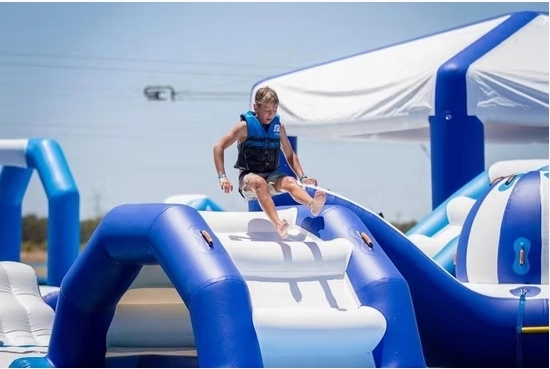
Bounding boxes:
299 175 308 182
218 173 227 179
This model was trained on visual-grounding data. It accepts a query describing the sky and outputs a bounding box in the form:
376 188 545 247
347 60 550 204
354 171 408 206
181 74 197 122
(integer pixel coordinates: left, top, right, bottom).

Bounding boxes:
0 1 548 222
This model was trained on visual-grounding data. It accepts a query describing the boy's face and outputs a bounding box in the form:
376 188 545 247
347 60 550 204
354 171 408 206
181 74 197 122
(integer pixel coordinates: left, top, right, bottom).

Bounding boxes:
254 103 278 125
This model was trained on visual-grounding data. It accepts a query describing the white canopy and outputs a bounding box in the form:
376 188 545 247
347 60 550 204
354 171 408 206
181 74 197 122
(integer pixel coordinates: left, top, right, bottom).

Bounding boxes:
251 12 549 143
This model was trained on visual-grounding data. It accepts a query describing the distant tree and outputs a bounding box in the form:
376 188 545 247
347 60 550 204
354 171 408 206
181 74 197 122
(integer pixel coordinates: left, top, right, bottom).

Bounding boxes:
81 218 102 244
22 214 47 244
21 215 102 251
392 220 418 233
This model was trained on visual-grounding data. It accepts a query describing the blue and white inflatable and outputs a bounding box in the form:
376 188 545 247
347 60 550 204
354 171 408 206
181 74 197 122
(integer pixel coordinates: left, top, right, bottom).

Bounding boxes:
0 138 79 286
257 173 549 367
1 9 548 368
407 159 548 275
7 204 426 368
457 169 548 290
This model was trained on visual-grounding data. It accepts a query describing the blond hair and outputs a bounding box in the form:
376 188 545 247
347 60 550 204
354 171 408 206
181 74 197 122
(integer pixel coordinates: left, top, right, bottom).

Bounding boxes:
255 86 279 107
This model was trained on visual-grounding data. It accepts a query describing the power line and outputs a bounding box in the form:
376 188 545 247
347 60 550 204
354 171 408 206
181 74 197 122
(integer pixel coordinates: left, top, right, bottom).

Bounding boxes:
143 85 248 102
0 50 295 70
0 74 252 100
0 92 246 107
0 61 266 78
0 85 248 100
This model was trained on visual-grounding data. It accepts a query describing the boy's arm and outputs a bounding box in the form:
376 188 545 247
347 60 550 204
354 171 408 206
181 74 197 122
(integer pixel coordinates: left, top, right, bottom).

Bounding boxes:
279 123 306 180
213 121 247 178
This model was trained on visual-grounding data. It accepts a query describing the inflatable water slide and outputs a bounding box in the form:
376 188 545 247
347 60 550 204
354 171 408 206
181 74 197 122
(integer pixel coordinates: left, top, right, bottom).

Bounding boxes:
7 204 426 368
259 169 549 368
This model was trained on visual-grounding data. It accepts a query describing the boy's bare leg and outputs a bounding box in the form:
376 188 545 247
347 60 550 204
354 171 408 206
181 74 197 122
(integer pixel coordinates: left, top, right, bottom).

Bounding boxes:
309 190 326 216
243 174 289 239
274 176 326 217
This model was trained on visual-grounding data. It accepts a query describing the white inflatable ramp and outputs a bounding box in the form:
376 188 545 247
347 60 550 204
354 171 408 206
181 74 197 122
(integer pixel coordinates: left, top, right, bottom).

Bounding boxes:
216 233 386 368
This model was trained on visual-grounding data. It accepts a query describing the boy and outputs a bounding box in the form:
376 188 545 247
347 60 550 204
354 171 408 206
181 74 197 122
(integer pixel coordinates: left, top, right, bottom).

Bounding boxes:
213 86 326 239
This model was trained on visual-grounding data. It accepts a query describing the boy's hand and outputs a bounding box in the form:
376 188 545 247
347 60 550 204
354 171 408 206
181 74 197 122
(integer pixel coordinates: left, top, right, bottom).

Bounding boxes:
219 177 233 194
300 177 318 186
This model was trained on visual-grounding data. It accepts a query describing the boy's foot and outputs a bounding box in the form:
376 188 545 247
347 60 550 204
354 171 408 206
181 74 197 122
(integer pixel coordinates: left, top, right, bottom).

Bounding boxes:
310 190 326 217
276 220 289 239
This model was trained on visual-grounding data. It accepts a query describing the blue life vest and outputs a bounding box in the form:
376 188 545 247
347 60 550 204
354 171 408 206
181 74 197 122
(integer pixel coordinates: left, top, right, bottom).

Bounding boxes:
234 111 281 173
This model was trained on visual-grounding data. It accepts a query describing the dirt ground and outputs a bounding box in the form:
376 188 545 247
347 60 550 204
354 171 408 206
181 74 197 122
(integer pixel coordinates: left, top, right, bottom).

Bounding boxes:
19 250 48 279
20 250 48 263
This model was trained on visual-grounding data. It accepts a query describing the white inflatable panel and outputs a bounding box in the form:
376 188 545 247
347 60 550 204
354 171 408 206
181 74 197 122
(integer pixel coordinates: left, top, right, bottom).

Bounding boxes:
464 180 514 284
446 196 476 225
488 159 548 181
254 307 385 368
408 196 475 258
219 237 352 279
200 208 299 234
0 139 29 168
0 262 53 346
38 285 60 297
407 234 443 257
246 275 361 310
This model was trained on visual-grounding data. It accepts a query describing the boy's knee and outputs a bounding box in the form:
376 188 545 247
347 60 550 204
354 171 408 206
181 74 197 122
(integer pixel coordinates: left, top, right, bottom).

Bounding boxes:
248 176 268 190
279 176 299 190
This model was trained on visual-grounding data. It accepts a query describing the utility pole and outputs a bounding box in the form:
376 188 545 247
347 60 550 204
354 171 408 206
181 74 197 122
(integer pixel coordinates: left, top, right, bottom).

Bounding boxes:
91 189 104 219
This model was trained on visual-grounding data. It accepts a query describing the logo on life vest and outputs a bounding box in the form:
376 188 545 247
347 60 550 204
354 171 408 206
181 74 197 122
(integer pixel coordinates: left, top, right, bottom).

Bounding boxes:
273 124 280 133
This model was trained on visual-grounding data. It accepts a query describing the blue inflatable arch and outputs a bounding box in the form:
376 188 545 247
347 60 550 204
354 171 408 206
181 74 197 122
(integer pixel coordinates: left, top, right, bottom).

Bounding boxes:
43 203 261 368
0 138 80 286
